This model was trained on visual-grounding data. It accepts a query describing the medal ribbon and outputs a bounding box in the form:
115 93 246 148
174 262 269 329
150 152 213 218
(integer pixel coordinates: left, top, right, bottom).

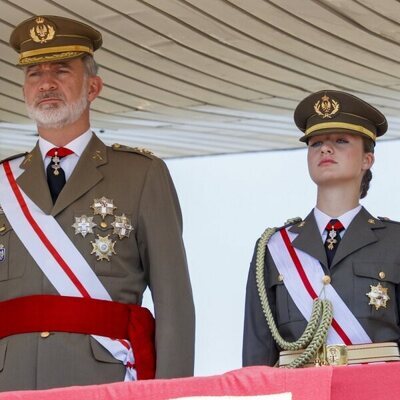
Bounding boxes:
0 158 137 380
267 227 371 345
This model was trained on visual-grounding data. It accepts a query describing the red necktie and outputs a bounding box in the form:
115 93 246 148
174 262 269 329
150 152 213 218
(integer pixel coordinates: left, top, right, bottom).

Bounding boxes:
46 147 74 203
324 219 344 267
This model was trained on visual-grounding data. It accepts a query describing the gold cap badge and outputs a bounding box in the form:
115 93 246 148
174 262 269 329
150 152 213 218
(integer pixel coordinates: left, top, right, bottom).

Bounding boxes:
29 17 56 44
314 95 340 119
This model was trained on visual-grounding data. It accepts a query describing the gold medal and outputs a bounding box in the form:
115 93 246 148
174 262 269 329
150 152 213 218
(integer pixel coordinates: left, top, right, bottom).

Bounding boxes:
111 214 133 239
90 197 116 219
90 235 116 261
366 283 390 310
72 215 97 237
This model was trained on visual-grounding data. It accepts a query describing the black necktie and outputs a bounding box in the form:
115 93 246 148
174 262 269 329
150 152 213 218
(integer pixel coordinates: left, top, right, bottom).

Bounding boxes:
324 219 344 267
46 147 73 203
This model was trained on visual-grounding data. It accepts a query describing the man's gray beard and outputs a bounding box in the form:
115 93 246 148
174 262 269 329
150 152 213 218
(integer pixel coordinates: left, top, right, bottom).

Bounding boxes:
26 86 89 129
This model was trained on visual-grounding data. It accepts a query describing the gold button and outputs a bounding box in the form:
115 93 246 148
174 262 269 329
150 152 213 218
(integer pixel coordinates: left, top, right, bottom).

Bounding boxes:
100 222 108 228
322 275 331 285
113 143 121 149
0 226 5 232
278 274 284 282
379 271 386 280
40 331 50 338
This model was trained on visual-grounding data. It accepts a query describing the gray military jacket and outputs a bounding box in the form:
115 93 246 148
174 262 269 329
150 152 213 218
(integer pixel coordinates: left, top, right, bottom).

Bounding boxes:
0 134 195 391
243 208 400 366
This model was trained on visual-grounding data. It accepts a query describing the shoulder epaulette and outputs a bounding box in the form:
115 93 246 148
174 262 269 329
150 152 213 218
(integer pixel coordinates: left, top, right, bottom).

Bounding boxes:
0 152 28 164
111 143 154 159
378 216 400 225
283 217 302 227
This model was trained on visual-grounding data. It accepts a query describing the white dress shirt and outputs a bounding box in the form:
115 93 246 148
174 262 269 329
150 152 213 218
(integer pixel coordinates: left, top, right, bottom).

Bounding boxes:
314 205 362 242
39 129 93 181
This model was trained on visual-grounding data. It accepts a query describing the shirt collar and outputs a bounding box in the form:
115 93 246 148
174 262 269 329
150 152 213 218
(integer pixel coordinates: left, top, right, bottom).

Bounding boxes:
314 205 362 236
39 129 93 160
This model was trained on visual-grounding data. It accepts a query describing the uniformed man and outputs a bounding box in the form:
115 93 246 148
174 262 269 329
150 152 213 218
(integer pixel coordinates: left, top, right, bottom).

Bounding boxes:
0 15 195 391
243 90 400 368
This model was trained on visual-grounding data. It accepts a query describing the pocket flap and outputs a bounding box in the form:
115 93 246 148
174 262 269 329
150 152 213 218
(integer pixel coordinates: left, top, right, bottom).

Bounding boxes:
90 337 123 364
353 262 400 284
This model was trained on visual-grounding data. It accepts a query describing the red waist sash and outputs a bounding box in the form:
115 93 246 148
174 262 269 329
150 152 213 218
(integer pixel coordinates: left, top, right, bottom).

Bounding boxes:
0 295 155 380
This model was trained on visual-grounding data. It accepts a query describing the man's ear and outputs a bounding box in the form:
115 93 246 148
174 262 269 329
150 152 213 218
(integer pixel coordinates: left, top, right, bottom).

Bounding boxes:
87 76 103 102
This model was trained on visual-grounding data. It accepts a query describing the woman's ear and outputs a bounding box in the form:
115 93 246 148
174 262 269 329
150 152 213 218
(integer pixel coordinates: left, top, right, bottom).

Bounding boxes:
362 152 375 171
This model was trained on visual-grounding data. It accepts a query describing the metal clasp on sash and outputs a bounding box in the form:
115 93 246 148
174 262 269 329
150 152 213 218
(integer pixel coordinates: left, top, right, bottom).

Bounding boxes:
315 344 348 366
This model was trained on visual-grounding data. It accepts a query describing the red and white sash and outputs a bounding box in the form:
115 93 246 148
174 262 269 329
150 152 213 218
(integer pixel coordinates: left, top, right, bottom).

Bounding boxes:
267 227 371 345
0 157 137 381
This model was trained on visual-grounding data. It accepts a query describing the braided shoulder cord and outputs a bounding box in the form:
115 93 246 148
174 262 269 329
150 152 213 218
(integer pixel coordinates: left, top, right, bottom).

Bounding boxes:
255 227 333 368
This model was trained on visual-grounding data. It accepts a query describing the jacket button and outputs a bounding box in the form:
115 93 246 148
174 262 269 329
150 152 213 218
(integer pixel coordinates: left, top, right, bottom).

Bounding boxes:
322 275 331 285
379 271 386 279
40 331 50 338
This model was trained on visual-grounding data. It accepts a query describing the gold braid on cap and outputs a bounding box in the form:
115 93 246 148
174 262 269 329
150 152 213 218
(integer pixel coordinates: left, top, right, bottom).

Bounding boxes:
305 122 376 141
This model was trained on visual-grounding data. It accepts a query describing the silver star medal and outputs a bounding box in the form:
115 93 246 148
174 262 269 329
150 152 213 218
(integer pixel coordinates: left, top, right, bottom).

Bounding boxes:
366 283 390 310
111 214 133 239
91 235 116 261
72 215 97 237
91 197 116 219
0 244 5 262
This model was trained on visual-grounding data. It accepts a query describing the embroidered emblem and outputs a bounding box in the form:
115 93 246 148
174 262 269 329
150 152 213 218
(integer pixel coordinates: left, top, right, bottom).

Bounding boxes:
314 94 340 119
366 283 390 310
111 214 133 239
22 153 33 166
30 17 56 44
91 235 116 261
91 197 116 219
72 215 97 237
92 150 103 161
0 244 5 262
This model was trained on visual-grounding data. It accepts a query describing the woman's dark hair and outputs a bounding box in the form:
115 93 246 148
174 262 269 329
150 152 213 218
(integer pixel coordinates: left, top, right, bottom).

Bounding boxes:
360 137 375 199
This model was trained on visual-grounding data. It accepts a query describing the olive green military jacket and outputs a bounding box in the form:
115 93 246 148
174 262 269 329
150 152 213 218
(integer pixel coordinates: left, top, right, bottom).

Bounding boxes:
243 207 400 367
0 134 195 391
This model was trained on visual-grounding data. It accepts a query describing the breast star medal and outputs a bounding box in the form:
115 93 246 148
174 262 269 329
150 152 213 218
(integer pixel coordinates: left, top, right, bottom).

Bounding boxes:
90 235 116 261
72 215 97 237
0 244 5 262
366 283 390 310
111 214 133 239
91 197 116 219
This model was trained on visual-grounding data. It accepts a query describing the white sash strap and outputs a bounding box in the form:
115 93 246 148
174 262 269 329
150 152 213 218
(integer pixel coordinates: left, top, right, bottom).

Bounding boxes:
0 158 136 381
267 227 371 345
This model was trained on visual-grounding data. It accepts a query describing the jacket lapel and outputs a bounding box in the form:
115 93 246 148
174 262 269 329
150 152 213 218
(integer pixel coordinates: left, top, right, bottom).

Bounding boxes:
330 207 385 268
51 134 107 216
16 144 53 215
289 210 328 268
